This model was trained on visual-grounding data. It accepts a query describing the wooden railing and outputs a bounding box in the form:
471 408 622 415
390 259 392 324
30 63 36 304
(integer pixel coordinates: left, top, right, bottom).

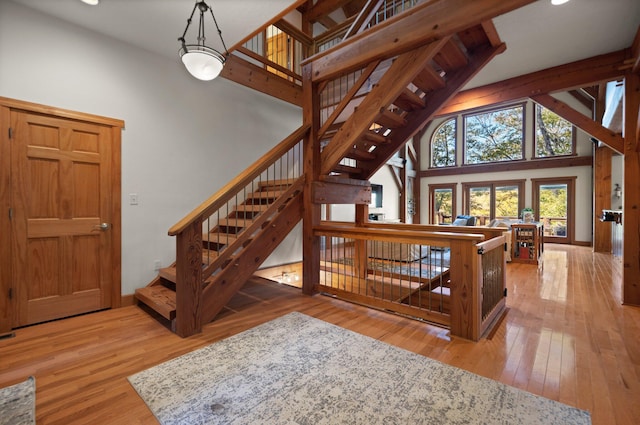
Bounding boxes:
315 221 506 340
237 20 313 85
167 124 309 337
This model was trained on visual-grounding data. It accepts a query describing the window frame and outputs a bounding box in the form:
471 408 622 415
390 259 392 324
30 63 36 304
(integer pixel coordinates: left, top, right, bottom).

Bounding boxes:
533 103 577 159
429 183 457 224
532 177 576 244
462 179 525 225
429 117 457 169
462 102 527 166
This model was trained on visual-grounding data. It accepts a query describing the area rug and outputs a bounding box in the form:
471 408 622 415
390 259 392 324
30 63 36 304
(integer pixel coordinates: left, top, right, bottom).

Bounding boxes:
0 376 35 425
128 312 591 425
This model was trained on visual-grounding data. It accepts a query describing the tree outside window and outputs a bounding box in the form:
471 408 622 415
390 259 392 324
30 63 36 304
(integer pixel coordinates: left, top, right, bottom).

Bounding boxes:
464 104 524 164
535 105 574 157
431 118 456 167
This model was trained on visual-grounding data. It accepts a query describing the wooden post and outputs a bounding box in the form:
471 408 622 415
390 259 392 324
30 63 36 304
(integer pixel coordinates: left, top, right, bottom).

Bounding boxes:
593 145 613 253
302 63 321 296
623 71 640 305
175 220 203 337
448 239 481 340
355 204 369 279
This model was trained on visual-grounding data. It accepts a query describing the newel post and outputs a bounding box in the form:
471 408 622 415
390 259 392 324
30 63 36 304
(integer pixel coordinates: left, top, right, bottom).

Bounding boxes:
175 219 203 337
448 239 481 341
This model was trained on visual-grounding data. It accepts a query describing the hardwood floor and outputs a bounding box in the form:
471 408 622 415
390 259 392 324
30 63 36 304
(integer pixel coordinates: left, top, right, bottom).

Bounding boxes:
1 244 638 424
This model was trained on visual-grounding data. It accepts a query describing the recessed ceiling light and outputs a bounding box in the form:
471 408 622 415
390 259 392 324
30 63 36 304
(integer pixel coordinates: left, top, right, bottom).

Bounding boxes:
551 0 570 5
81 0 99 5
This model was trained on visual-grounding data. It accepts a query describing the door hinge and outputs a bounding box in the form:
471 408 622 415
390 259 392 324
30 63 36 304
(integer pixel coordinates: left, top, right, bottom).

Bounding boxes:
8 288 12 300
8 208 12 220
8 127 12 139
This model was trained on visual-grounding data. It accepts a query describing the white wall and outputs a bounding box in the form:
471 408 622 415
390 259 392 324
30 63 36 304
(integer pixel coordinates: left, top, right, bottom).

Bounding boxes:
419 98 595 243
0 1 302 295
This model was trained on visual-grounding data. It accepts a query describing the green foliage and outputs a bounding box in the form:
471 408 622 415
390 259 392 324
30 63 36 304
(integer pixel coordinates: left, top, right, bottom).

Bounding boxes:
434 189 452 217
495 186 519 218
464 105 523 164
431 118 456 167
535 105 573 157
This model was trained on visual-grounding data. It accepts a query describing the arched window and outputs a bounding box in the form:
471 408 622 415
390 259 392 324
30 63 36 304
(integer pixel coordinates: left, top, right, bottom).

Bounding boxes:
430 118 456 168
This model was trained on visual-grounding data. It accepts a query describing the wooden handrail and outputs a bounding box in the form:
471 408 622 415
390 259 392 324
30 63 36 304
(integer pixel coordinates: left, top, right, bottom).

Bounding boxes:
235 47 301 82
169 124 310 236
315 224 485 244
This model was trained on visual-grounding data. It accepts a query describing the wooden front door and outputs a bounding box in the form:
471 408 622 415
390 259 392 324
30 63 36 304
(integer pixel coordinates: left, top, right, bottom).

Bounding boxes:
8 108 121 327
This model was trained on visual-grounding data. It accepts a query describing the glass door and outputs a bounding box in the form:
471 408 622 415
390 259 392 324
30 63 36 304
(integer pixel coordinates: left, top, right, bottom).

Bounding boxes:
533 178 575 244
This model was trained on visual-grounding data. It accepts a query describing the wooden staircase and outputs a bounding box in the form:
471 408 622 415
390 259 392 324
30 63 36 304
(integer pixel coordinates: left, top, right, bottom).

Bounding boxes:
134 122 309 336
318 23 506 182
134 0 529 337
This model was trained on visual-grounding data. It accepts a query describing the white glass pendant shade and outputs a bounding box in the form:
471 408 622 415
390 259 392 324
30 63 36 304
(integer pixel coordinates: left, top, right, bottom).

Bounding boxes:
551 0 570 5
179 45 225 81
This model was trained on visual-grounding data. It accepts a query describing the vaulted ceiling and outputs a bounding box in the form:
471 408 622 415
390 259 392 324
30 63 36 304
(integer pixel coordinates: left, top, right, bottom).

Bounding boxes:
9 0 640 90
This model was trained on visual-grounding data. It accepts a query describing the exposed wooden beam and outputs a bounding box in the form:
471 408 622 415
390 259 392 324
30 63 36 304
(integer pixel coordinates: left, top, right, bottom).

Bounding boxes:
439 49 629 116
305 0 534 82
343 0 385 40
312 180 371 204
221 55 303 107
631 25 640 74
362 43 505 179
531 94 624 154
420 155 592 178
275 19 314 47
306 0 354 23
593 146 613 253
320 39 450 175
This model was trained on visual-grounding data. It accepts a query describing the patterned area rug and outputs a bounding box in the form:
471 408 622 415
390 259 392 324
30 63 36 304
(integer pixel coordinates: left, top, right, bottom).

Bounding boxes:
0 376 35 425
128 313 591 425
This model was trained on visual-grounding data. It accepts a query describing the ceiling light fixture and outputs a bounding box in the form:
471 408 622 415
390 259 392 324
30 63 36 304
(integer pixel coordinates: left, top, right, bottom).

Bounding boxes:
178 1 229 81
551 0 570 5
81 0 99 5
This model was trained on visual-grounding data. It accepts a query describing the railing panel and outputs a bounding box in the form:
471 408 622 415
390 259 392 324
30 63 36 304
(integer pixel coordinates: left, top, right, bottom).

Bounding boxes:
477 235 507 336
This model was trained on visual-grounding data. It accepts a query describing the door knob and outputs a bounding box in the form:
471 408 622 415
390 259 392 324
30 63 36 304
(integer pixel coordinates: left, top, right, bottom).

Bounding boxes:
95 223 110 231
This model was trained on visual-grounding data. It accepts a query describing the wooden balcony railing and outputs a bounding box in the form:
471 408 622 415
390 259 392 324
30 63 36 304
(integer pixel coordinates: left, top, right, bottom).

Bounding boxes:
236 20 313 86
315 222 507 340
167 124 309 336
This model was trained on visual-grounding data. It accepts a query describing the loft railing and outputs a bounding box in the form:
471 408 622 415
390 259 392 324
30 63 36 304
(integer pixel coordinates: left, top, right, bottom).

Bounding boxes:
237 20 313 85
316 0 422 52
315 221 506 340
167 124 309 336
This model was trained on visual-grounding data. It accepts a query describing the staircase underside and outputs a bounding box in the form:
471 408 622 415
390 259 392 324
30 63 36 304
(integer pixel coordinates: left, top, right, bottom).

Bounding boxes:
319 22 505 181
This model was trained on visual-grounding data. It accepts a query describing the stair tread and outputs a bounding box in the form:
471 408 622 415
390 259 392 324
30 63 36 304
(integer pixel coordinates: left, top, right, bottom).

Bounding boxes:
394 88 425 111
135 286 176 320
234 204 270 212
360 131 387 144
248 190 287 199
258 179 296 188
218 218 255 227
374 109 406 129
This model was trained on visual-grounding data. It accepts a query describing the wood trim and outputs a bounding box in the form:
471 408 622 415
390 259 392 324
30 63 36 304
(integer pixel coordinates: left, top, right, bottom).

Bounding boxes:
120 294 136 307
0 97 124 128
428 183 457 225
305 0 532 82
420 155 592 178
438 49 629 116
532 176 576 245
531 94 624 154
110 125 122 308
168 124 310 236
0 106 11 334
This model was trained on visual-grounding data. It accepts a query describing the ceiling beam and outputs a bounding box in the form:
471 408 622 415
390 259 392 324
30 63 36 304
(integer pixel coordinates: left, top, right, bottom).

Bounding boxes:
438 49 629 116
531 94 624 154
305 0 534 82
221 55 302 107
305 0 354 23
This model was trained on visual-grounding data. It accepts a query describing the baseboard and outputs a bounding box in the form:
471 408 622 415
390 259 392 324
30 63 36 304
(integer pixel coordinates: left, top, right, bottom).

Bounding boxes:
121 294 136 306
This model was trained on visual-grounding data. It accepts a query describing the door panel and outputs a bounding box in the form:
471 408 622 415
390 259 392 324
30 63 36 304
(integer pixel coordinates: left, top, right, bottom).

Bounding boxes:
11 111 113 326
